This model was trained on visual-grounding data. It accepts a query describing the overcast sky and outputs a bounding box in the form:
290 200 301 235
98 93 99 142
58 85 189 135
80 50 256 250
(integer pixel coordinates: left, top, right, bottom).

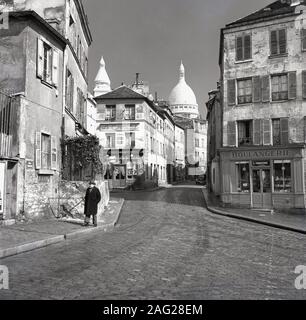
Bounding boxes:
83 0 272 116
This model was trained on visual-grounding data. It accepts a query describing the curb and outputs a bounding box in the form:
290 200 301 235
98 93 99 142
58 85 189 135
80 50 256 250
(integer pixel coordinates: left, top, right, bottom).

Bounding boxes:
0 199 125 259
201 189 306 235
110 187 165 193
0 235 65 259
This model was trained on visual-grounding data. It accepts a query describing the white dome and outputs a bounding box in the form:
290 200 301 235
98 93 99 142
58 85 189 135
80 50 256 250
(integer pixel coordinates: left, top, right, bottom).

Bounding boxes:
169 62 199 118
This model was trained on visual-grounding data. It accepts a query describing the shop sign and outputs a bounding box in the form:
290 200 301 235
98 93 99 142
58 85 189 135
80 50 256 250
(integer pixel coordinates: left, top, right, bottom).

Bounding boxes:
0 163 5 214
231 149 293 160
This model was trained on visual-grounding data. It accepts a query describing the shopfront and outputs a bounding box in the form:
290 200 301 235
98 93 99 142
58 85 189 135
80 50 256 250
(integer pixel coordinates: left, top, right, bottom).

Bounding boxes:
219 145 306 212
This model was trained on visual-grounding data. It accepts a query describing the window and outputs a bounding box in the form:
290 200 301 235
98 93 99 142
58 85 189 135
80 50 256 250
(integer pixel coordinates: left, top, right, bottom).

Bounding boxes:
117 134 124 146
237 78 252 104
106 134 115 148
106 105 116 120
124 105 135 120
236 162 250 193
238 120 252 146
201 139 205 148
66 69 74 111
272 74 288 101
195 139 199 147
236 34 252 61
273 160 291 193
35 132 57 171
43 43 52 83
41 134 51 170
125 132 135 148
270 29 287 56
302 29 306 51
272 119 281 145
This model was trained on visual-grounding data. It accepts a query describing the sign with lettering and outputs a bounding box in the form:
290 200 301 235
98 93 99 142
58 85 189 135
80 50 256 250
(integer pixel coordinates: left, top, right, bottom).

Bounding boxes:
0 162 5 214
230 149 300 160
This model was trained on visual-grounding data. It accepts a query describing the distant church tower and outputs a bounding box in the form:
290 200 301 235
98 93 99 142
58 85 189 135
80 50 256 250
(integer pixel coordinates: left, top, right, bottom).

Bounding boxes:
94 56 111 97
169 61 199 119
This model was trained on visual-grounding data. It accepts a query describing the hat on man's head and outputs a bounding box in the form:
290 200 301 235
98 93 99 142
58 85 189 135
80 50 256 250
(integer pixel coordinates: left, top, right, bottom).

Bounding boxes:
89 181 96 185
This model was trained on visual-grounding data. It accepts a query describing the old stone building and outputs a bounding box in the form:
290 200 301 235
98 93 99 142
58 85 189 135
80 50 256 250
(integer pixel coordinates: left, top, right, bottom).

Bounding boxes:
219 0 306 212
0 0 94 222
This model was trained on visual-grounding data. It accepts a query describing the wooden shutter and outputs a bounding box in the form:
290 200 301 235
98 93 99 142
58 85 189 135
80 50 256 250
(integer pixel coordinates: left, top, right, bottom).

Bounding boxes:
253 76 261 103
244 34 251 60
302 70 306 99
261 75 270 102
262 119 271 145
227 79 236 106
236 36 243 61
253 119 262 145
270 30 278 55
288 71 297 100
37 38 44 79
35 132 41 169
52 50 59 87
302 29 306 51
280 118 289 145
70 77 74 112
227 121 236 147
51 136 57 170
279 29 287 54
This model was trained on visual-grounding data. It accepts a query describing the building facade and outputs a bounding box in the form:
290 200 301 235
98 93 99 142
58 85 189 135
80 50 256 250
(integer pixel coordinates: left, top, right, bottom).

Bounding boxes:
219 0 306 212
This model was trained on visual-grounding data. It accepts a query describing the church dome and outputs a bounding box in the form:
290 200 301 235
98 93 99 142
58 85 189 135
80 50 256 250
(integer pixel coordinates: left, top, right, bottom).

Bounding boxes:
169 62 199 119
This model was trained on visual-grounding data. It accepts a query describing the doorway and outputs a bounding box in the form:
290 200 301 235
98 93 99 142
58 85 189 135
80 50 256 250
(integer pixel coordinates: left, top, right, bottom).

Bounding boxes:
113 165 126 189
252 168 272 209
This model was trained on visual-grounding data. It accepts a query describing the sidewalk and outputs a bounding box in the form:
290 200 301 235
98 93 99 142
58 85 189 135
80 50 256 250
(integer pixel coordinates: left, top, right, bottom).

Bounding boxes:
0 198 124 259
202 189 306 234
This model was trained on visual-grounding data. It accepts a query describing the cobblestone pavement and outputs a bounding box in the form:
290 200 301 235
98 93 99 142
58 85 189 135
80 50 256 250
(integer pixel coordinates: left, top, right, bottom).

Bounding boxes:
1 187 306 300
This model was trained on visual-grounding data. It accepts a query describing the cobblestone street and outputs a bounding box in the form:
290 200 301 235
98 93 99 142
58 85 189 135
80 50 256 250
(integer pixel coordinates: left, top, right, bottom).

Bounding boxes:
1 187 306 300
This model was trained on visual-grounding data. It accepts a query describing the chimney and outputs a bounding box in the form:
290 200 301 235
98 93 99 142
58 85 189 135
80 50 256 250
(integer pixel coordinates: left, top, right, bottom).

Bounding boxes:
155 92 158 101
136 73 140 87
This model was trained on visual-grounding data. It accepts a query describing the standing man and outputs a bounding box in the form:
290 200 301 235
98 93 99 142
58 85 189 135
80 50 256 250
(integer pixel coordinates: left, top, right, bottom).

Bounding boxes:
84 181 101 227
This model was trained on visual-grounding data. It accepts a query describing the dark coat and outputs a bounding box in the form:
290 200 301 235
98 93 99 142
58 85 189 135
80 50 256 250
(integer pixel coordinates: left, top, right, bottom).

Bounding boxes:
84 186 101 217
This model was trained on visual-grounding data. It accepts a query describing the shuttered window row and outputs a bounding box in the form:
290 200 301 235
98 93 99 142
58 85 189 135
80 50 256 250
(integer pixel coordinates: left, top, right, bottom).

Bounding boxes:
227 71 303 105
227 118 289 147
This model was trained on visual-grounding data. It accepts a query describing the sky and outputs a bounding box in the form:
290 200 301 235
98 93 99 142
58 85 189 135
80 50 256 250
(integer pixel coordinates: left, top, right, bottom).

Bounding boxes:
83 0 272 116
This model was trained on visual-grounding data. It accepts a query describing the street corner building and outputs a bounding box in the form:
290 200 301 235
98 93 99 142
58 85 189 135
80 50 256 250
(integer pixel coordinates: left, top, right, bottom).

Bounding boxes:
93 59 208 190
215 0 306 213
0 0 94 223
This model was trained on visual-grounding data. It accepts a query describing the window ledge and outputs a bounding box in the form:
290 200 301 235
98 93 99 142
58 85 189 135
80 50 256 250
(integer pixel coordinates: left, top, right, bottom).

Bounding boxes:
235 59 253 64
41 79 54 89
38 169 55 176
268 53 288 59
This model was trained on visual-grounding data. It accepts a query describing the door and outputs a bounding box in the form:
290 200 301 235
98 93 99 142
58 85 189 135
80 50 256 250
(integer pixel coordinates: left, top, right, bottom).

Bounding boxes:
252 168 272 209
113 165 126 188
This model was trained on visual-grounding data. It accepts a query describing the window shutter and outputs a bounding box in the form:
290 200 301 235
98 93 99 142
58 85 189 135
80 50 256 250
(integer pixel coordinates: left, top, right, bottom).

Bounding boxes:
35 132 41 169
280 118 289 145
279 29 287 54
37 38 44 79
51 136 57 170
302 29 306 51
227 79 236 106
52 50 59 87
244 35 251 60
236 36 243 61
262 119 271 145
227 121 237 147
288 71 297 100
253 119 262 145
70 77 74 112
270 30 278 55
261 75 270 102
253 76 261 103
302 70 306 99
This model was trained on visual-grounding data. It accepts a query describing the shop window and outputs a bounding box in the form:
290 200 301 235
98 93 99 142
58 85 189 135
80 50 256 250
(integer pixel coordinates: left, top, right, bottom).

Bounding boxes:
236 162 250 193
237 78 252 104
272 74 288 101
238 120 253 146
273 160 291 193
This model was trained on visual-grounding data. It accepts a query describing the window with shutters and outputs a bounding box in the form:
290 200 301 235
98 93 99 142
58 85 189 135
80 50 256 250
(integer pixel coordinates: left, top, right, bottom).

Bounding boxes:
238 120 253 146
124 105 136 120
272 119 281 145
66 70 74 111
302 71 306 99
236 34 252 61
106 134 115 148
270 29 287 56
35 132 57 171
302 29 306 51
41 134 51 170
237 78 252 104
105 105 116 120
43 43 52 83
271 74 288 101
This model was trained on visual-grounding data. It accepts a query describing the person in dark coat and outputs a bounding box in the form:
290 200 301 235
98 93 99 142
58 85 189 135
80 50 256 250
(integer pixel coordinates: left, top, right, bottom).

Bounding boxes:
84 181 101 227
